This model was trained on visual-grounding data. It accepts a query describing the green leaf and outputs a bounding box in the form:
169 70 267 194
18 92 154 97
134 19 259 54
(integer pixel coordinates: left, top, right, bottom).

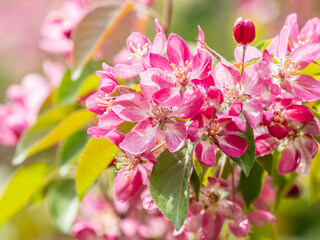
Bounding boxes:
255 39 272 51
56 61 102 104
256 154 273 175
0 163 48 227
13 107 95 165
228 124 256 177
149 141 194 230
71 2 135 78
59 130 90 167
76 138 118 201
240 161 265 207
47 179 79 233
191 167 201 201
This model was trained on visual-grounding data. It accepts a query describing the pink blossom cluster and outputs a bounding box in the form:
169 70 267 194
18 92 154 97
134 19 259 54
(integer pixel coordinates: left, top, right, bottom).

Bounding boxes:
84 13 320 239
40 0 88 59
72 187 188 240
0 61 64 146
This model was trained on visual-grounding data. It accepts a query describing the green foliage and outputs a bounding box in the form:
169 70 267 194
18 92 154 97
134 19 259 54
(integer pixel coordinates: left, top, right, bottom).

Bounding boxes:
228 124 256 177
191 167 201 201
13 106 95 165
0 163 48 227
240 161 265 207
256 154 273 175
255 39 272 51
149 141 194 230
59 130 90 167
76 138 118 201
47 179 79 233
55 61 101 104
310 149 320 205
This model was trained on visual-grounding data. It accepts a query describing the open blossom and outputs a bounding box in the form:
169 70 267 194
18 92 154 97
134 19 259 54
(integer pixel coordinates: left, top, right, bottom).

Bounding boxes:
277 118 320 175
264 25 320 99
40 0 87 57
285 13 320 50
0 61 64 146
111 87 205 154
214 61 271 128
188 107 247 166
103 19 166 78
145 34 212 107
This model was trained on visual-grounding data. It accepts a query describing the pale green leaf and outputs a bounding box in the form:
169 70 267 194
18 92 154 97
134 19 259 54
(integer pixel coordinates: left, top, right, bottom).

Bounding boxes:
47 179 79 233
0 163 48 227
76 138 118 201
13 107 95 165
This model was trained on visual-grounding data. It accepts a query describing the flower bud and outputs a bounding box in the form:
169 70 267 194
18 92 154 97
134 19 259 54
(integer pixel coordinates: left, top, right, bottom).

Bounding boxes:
233 17 256 45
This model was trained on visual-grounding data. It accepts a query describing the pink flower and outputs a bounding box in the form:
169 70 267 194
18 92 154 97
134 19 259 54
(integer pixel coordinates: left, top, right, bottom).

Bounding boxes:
285 13 320 50
278 118 320 175
0 73 51 146
188 107 247 166
111 88 205 154
214 61 271 128
40 0 87 57
145 34 212 106
114 151 154 202
103 19 166 78
263 93 314 139
264 25 320 100
71 193 120 240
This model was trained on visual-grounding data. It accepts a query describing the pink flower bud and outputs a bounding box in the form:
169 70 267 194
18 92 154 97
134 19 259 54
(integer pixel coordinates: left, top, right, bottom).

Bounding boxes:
233 17 256 45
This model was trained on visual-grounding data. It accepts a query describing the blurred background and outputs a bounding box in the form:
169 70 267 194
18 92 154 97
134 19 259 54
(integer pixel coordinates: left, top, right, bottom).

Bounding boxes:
1 0 320 239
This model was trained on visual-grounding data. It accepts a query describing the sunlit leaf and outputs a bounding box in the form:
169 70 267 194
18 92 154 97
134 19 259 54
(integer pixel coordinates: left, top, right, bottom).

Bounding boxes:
0 163 48 227
13 107 95 165
76 138 118 201
72 1 136 78
47 179 79 233
149 141 194 230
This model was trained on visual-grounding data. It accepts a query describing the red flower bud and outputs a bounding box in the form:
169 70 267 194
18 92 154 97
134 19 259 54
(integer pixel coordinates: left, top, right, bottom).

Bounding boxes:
233 17 256 45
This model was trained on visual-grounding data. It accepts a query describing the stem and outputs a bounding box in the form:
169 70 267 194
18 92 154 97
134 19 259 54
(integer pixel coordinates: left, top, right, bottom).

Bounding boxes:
163 0 173 35
197 39 227 63
241 45 247 77
231 161 236 203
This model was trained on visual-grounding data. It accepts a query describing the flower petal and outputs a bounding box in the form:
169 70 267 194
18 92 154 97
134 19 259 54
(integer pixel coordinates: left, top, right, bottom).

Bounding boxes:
167 34 191 66
119 121 157 154
290 75 320 101
247 210 277 226
228 219 251 238
217 135 248 157
195 140 216 166
278 143 301 175
152 87 181 108
140 67 174 101
165 122 187 152
284 105 314 122
115 169 143 202
111 93 151 122
243 99 263 128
